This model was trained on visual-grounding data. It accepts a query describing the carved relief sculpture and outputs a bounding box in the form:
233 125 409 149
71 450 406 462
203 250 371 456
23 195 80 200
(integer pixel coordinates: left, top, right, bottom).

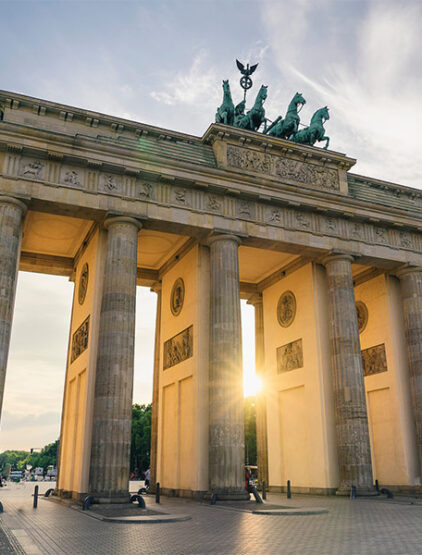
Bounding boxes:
163 325 193 370
64 170 80 187
78 263 89 305
361 344 387 377
277 290 296 327
139 183 152 199
277 338 304 373
170 277 185 316
226 145 340 191
71 316 90 363
356 301 368 333
22 160 44 178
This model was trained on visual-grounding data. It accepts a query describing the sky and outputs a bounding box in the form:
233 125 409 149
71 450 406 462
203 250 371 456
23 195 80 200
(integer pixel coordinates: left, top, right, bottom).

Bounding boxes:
1 0 422 450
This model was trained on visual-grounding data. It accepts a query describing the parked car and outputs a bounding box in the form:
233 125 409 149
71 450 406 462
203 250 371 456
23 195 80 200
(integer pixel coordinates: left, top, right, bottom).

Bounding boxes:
9 471 22 483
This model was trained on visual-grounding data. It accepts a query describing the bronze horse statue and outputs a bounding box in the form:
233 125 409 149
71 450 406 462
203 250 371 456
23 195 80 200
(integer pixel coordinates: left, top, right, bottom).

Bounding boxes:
215 80 235 126
291 106 330 149
235 85 268 132
265 92 306 140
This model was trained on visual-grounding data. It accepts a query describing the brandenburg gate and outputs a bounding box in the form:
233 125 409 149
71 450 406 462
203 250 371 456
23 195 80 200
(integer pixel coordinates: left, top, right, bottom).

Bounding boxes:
1 86 422 502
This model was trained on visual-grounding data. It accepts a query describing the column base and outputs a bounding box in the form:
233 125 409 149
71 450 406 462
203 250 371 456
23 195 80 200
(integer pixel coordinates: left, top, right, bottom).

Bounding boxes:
91 493 131 504
205 489 250 501
336 486 378 497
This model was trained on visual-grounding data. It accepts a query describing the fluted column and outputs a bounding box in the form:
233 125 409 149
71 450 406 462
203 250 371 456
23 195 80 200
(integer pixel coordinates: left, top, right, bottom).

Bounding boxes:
247 293 268 487
149 281 162 491
208 234 248 499
0 196 27 419
324 254 374 495
89 216 142 502
397 266 422 475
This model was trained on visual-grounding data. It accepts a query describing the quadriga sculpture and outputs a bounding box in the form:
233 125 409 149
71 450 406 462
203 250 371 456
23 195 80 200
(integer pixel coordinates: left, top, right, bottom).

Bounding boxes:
235 85 268 132
264 92 306 140
291 106 330 149
215 80 235 126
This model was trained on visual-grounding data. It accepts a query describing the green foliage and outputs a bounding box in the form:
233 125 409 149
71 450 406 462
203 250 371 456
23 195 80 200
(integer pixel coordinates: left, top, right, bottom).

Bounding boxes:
130 403 152 476
244 396 257 466
0 440 59 474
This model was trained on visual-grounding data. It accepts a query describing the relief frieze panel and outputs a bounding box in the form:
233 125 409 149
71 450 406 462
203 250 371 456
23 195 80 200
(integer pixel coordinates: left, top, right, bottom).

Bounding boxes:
163 325 193 370
19 158 45 180
60 166 84 189
172 187 191 207
71 315 90 363
136 181 155 201
277 338 304 373
226 144 340 192
99 173 122 194
361 343 387 377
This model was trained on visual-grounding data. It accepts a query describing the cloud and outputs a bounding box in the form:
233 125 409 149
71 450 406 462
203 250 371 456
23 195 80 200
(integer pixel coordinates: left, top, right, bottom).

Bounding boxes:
262 1 422 187
151 50 219 107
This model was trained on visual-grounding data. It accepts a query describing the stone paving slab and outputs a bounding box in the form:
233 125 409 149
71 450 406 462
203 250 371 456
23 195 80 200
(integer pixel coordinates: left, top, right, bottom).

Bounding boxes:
2 483 422 554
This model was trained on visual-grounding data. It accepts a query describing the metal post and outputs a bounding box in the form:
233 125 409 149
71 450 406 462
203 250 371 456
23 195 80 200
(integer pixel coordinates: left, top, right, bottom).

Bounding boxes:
33 485 38 508
262 480 266 500
155 482 160 504
375 479 379 492
287 480 291 499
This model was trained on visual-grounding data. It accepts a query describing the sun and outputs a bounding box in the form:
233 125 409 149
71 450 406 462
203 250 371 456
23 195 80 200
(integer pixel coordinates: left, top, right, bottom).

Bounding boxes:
243 372 262 397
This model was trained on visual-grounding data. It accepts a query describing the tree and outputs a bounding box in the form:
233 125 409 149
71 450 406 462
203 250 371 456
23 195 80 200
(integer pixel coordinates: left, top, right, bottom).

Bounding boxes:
244 396 257 466
130 403 152 476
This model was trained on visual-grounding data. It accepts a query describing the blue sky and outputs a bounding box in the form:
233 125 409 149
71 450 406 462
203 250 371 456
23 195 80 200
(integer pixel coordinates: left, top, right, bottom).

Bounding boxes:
1 0 422 449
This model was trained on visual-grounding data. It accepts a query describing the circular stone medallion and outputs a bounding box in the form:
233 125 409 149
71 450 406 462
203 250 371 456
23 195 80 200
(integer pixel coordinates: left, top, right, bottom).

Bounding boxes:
277 290 296 328
78 263 89 305
170 278 185 316
356 301 368 333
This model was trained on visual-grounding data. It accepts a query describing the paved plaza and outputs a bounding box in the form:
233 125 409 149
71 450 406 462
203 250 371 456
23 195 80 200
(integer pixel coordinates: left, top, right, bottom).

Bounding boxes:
0 482 421 554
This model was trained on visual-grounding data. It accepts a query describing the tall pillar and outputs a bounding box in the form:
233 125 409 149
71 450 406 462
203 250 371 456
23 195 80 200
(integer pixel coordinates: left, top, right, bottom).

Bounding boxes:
247 293 268 487
149 281 162 490
208 234 248 499
324 254 374 495
397 266 422 476
89 216 142 502
0 196 27 418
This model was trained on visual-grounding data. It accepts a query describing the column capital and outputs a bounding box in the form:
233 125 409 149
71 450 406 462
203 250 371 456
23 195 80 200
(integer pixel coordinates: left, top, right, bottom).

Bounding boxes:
247 293 263 308
103 215 143 231
0 195 28 214
322 252 354 267
395 264 422 279
150 281 162 294
206 233 242 247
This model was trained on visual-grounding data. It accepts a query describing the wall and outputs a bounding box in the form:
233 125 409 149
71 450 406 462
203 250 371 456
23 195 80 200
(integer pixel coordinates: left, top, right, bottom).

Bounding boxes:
356 274 419 486
57 227 106 498
157 244 210 496
264 263 337 493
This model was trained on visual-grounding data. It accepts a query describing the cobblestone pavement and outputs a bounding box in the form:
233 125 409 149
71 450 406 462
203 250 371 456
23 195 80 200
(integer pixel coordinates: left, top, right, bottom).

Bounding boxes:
1 482 422 554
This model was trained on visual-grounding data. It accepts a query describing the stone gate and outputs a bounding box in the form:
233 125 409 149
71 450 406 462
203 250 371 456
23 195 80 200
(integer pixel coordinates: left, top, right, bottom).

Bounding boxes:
1 90 422 501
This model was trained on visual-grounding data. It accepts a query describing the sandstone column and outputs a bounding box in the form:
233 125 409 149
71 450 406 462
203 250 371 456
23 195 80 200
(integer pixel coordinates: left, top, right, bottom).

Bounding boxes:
208 234 248 499
247 293 268 487
0 196 27 418
324 254 374 495
89 216 142 502
149 281 162 491
397 266 422 476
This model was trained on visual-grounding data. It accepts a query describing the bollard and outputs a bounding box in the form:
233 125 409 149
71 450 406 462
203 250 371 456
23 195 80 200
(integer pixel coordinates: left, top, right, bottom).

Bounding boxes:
33 485 38 508
351 485 357 499
375 479 379 492
130 494 146 508
262 480 267 501
155 482 160 504
0 502 3 513
287 480 291 499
